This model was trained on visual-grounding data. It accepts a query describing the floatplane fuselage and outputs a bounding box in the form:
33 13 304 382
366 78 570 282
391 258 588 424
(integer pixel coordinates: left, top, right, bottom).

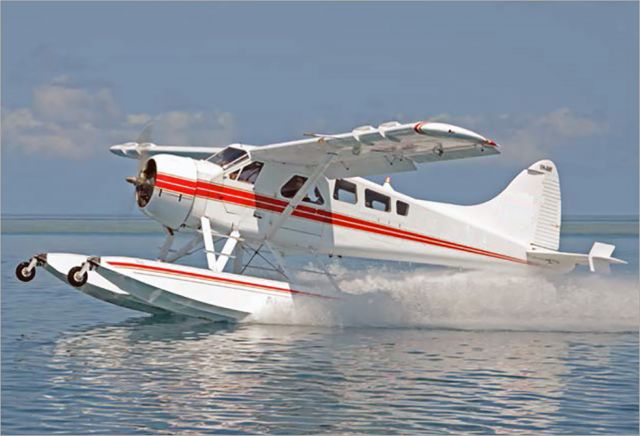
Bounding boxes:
16 120 625 322
143 150 531 271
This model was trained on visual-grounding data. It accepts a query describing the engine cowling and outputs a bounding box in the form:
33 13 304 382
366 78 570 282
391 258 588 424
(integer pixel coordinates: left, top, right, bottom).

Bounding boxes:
136 154 198 230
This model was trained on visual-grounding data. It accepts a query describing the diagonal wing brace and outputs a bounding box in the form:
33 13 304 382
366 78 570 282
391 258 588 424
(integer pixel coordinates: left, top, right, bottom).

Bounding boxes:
264 152 337 242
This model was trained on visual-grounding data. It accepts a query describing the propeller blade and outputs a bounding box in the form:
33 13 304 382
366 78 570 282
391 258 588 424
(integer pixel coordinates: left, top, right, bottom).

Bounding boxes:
136 122 154 145
137 124 153 173
116 123 157 212
137 147 150 175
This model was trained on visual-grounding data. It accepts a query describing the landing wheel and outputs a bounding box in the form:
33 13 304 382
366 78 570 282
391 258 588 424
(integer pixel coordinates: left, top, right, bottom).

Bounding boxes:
15 262 36 282
67 266 88 287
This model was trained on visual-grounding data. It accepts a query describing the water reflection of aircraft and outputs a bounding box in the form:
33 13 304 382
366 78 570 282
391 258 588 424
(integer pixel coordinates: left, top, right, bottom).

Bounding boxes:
47 320 620 433
16 120 624 322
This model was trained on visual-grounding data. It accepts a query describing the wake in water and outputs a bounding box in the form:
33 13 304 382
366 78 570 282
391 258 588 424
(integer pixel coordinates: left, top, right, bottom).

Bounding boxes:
250 264 639 332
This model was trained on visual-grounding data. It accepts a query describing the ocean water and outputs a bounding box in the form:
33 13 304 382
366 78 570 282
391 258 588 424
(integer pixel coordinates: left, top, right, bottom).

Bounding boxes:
1 216 638 434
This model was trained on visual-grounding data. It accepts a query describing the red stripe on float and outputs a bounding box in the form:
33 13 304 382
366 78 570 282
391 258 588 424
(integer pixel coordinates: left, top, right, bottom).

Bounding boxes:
107 261 333 298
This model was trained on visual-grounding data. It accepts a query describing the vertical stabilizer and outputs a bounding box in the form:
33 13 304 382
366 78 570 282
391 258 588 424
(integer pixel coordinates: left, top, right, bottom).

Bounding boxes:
478 159 561 250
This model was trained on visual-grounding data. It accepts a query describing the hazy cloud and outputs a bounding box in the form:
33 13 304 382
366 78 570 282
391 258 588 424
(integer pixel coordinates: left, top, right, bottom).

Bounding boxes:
504 109 608 163
4 78 605 164
32 78 121 127
2 107 103 158
432 108 608 164
2 78 236 159
148 111 236 146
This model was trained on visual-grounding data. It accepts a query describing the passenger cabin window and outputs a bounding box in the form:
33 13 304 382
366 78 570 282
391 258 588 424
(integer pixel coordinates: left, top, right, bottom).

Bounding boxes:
333 179 357 204
280 175 324 205
397 200 409 216
209 147 248 169
237 161 263 184
365 189 390 212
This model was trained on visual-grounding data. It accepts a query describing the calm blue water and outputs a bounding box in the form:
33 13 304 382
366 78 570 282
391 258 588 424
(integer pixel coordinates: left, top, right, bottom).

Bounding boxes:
2 217 638 434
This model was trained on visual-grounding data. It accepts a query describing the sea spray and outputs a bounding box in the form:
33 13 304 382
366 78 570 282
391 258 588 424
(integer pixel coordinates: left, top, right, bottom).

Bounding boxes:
250 265 639 332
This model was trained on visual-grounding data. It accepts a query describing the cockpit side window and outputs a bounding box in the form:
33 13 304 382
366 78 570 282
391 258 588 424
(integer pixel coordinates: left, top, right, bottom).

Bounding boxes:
209 147 248 169
280 175 324 205
237 161 264 184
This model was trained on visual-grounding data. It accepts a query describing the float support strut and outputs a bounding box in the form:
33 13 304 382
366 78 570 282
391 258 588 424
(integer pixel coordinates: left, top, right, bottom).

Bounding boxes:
200 217 240 273
157 227 175 261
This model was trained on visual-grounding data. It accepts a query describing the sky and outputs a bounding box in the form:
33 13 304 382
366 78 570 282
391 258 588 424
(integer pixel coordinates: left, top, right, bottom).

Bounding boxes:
2 1 638 216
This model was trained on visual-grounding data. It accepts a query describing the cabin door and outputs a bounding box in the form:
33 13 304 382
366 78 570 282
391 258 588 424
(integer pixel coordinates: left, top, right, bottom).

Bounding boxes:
221 161 264 216
265 170 329 249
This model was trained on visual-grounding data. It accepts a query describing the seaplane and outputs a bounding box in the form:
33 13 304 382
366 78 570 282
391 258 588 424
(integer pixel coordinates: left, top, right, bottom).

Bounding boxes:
15 119 626 322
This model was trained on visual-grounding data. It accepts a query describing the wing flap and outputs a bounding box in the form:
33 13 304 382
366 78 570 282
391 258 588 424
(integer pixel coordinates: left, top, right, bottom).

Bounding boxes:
250 120 499 178
325 155 416 179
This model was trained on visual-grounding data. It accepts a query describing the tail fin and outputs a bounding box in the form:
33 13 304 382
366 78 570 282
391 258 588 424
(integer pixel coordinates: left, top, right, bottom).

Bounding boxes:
478 159 561 250
465 159 624 273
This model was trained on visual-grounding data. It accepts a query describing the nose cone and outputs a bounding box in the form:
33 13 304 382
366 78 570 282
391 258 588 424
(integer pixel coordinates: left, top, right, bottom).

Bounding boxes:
141 154 199 230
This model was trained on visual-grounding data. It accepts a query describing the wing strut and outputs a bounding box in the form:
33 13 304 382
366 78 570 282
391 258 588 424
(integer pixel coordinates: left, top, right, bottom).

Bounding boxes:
265 152 337 241
234 153 336 278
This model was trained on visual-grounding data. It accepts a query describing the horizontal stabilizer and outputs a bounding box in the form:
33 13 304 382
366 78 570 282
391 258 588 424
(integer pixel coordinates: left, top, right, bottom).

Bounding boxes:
588 242 618 273
527 242 626 274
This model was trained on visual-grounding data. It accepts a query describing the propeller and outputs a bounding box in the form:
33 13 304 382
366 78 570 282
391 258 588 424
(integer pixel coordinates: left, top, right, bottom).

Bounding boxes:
123 123 157 208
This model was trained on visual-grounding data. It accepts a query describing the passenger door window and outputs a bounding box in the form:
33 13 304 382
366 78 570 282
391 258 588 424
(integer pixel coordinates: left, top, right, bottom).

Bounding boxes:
333 179 358 204
396 200 409 216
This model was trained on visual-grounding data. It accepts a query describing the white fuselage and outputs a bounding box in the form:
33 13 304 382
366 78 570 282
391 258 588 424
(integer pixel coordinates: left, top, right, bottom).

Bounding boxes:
143 153 529 271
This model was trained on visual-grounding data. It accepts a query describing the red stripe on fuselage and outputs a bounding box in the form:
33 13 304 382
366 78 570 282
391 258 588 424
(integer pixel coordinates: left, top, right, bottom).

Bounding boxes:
157 173 197 188
153 175 527 264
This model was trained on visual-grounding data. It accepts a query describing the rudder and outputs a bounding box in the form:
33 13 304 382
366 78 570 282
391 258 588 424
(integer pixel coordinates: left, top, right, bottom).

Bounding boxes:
530 160 561 250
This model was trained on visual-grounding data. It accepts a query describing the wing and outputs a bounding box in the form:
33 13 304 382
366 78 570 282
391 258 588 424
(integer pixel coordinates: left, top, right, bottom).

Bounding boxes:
250 121 499 178
110 143 222 160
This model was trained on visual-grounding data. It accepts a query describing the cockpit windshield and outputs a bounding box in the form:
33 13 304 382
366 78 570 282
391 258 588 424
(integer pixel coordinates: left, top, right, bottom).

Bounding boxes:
208 147 248 168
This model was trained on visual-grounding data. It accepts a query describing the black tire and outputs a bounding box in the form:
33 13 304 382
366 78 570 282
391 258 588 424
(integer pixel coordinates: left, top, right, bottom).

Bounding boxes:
67 266 88 287
15 262 36 282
